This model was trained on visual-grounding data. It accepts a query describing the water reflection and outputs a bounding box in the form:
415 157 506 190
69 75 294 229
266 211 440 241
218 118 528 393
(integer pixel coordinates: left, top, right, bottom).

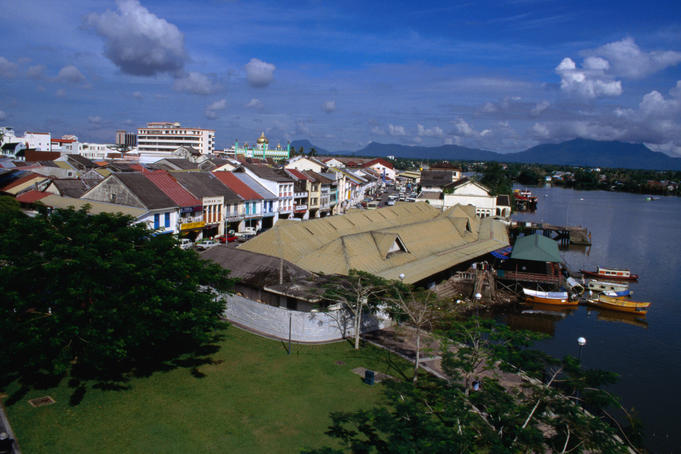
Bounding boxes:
507 303 577 336
586 307 649 329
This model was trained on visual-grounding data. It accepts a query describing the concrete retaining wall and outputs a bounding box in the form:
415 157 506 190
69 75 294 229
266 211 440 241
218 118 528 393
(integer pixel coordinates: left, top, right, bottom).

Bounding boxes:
224 294 392 343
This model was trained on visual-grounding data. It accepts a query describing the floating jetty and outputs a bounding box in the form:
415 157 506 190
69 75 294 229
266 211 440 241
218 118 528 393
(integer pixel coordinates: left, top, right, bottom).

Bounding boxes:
509 221 591 246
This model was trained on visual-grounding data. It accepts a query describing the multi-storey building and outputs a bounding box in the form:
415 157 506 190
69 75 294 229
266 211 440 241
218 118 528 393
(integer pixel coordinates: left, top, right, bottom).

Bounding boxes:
116 130 137 148
137 122 215 155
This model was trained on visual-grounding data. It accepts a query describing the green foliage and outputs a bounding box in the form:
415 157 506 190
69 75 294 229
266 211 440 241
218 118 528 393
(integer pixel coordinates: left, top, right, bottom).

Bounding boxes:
309 317 640 453
0 207 234 384
479 161 513 196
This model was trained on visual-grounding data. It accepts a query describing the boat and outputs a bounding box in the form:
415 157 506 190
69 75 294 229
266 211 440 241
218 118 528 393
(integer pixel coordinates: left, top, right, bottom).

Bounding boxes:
602 289 633 299
522 288 578 306
586 294 650 314
513 189 538 210
586 279 629 293
580 266 639 281
566 277 585 296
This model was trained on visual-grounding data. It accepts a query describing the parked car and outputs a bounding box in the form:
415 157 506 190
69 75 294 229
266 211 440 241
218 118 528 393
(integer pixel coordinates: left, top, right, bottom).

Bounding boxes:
179 238 194 250
217 232 238 243
196 239 218 250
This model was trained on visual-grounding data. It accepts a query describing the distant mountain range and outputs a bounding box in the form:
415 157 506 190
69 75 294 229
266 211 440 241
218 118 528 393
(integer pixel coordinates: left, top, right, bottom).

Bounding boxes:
291 138 681 171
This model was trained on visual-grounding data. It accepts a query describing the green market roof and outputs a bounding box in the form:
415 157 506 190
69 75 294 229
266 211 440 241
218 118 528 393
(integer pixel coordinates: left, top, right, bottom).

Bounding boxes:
510 233 562 263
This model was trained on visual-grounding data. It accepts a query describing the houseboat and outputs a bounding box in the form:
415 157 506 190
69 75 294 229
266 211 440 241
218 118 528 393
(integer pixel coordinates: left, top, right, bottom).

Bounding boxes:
586 294 650 315
522 288 578 306
513 189 538 210
580 266 639 281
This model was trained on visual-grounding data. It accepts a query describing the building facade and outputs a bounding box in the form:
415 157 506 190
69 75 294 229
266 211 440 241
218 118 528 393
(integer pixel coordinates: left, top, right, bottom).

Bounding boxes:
137 122 215 155
226 132 290 160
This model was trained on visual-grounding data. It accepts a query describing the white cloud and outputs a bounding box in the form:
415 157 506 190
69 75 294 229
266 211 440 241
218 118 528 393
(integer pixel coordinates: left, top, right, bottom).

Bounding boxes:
55 65 86 84
531 122 550 139
322 100 336 113
86 0 186 76
173 72 220 95
88 115 103 125
370 126 386 136
0 57 17 78
588 37 681 79
480 129 492 137
245 58 275 87
555 57 622 98
452 118 475 136
388 124 406 136
245 98 263 109
26 64 45 79
638 82 681 117
204 98 227 119
416 124 444 137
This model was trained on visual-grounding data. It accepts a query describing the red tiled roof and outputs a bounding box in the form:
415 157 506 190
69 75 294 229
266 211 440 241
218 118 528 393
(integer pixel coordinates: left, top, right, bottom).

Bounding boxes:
144 171 201 207
129 164 150 173
212 171 263 200
51 138 76 144
286 168 310 181
16 189 50 203
361 158 394 169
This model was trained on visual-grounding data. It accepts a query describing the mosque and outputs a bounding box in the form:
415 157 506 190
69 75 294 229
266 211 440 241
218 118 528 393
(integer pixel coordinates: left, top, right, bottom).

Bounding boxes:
227 132 291 160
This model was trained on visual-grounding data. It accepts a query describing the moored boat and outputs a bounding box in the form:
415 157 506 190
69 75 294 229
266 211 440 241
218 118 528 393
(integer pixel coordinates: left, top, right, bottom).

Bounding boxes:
586 279 629 293
586 294 650 314
522 288 577 306
580 266 639 281
602 289 633 299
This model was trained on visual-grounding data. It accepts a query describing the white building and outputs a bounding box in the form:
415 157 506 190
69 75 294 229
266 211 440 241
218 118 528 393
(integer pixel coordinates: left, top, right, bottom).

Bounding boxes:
137 122 215 155
418 178 507 218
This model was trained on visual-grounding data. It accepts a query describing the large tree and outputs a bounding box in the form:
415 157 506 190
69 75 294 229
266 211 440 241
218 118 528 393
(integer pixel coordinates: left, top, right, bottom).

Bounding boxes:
0 207 234 383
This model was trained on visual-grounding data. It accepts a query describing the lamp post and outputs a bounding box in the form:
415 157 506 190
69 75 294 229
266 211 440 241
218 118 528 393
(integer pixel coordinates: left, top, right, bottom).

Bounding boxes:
399 273 405 282
577 336 587 363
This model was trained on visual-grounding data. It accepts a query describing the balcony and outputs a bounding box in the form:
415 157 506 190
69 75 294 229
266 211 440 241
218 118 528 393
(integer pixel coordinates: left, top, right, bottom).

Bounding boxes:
225 213 243 222
294 204 307 212
294 191 308 198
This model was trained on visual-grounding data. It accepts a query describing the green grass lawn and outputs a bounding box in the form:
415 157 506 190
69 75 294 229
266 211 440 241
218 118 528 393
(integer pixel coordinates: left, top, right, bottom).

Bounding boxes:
3 327 412 454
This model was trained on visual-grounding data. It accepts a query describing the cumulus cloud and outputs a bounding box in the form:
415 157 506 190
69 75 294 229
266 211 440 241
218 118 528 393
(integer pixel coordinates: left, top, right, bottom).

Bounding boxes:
0 57 18 78
245 98 263 109
638 83 681 117
555 57 622 98
55 65 86 84
173 72 220 95
26 64 45 79
388 124 406 136
588 37 681 79
245 58 275 87
452 118 475 137
531 100 550 116
86 0 186 76
322 100 336 113
416 124 444 137
480 129 492 137
204 98 227 119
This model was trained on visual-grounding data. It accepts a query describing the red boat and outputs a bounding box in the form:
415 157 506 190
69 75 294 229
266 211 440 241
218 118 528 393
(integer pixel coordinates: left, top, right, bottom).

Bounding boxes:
580 266 639 281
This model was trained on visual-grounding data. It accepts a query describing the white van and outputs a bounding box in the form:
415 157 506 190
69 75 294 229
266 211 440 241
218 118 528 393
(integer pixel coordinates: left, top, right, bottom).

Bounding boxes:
179 238 193 250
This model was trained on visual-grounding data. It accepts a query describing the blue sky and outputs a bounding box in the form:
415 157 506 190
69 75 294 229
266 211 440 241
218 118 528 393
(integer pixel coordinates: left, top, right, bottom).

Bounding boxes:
1 0 681 155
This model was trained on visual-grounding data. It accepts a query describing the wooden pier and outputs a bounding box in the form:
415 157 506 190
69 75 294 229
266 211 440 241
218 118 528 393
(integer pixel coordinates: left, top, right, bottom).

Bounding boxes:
510 221 591 246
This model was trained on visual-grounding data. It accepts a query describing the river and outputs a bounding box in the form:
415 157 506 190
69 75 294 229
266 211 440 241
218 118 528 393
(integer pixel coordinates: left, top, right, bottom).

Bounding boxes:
501 185 681 453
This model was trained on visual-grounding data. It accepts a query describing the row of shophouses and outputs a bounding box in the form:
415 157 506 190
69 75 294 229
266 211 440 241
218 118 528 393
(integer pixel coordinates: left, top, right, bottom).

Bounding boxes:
1 151 395 240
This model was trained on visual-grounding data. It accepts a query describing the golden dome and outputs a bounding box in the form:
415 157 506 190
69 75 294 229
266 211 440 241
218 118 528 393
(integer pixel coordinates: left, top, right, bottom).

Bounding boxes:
256 131 269 144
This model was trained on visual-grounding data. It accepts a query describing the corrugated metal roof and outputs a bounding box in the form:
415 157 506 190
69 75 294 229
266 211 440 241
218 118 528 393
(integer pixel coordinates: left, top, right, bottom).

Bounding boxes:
233 173 277 200
145 171 201 207
16 189 50 203
171 171 243 203
510 233 562 263
239 203 509 283
212 171 263 200
115 173 178 209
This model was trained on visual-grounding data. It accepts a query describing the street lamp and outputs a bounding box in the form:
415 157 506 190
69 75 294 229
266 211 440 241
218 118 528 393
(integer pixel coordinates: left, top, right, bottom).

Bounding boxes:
399 273 405 282
577 336 587 362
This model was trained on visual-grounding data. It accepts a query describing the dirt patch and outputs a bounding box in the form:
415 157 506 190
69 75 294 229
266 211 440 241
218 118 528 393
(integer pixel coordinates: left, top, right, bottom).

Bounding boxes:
28 396 56 407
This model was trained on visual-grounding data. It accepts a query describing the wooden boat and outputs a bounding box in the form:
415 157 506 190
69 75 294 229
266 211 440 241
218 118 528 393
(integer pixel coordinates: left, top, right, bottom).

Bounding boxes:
602 289 632 299
587 279 629 293
522 288 578 306
586 294 650 314
580 266 638 281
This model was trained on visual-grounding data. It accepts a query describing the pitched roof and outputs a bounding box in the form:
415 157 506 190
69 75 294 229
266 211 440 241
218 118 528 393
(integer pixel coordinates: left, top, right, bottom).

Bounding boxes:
0 171 46 194
285 168 311 181
510 234 562 263
171 171 242 203
305 170 333 184
420 170 454 187
239 203 508 284
144 171 201 207
49 179 100 198
242 163 293 182
154 158 198 170
66 154 97 170
113 172 178 209
212 171 263 200
40 194 146 218
233 173 277 200
16 189 50 203
361 158 394 169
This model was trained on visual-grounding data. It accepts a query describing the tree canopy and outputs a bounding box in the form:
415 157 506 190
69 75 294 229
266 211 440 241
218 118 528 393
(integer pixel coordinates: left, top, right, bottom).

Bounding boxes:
0 207 234 385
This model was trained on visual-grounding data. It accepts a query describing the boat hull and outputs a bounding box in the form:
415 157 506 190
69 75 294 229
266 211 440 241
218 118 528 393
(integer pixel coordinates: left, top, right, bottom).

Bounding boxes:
586 295 650 314
581 270 639 281
525 295 578 306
